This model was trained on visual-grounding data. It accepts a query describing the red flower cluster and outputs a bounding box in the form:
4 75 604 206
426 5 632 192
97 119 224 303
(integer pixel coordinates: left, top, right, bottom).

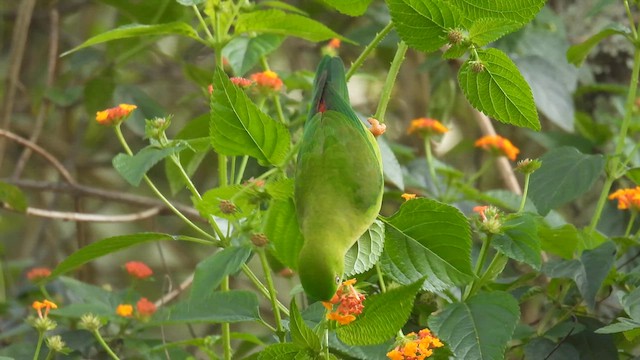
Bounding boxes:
387 329 444 360
250 70 283 92
136 297 157 317
27 267 51 281
124 261 153 279
322 279 365 325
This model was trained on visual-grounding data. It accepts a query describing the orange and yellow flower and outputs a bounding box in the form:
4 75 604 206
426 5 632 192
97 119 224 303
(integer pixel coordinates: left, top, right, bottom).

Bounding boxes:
609 187 640 211
136 298 157 317
27 267 51 281
387 328 444 360
474 135 519 161
322 278 365 326
250 70 283 92
328 38 341 50
32 299 58 319
116 304 133 317
407 118 448 137
95 104 137 126
124 261 153 279
401 193 417 201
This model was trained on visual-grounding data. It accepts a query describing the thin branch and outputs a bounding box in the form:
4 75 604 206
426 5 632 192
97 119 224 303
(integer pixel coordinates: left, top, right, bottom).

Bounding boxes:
154 273 194 308
2 204 164 222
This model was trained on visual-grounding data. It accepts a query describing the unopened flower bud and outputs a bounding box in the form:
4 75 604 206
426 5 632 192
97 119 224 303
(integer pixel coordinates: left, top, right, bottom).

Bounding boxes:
447 28 465 45
219 200 237 215
30 317 57 332
470 61 485 73
515 158 542 174
79 313 102 332
46 335 67 353
251 233 269 247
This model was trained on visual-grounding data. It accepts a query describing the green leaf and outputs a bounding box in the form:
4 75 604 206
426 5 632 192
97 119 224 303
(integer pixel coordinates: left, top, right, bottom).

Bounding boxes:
528 147 605 215
336 279 422 345
622 287 640 321
492 213 541 270
595 317 640 334
378 137 405 191
386 0 462 53
449 0 546 25
210 67 290 166
235 10 347 43
344 220 384 277
51 233 175 277
429 291 520 360
567 25 630 66
380 198 473 291
263 197 304 270
538 223 579 259
468 18 523 46
458 48 540 130
196 184 260 219
289 299 321 352
191 246 252 300
113 144 186 186
176 0 204 5
322 0 373 16
222 34 284 76
61 22 205 56
524 337 579 360
626 167 640 185
258 343 303 360
0 182 27 212
166 290 260 323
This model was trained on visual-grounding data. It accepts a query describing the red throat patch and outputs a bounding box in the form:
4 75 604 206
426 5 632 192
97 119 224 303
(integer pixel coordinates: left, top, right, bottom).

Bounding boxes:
318 100 327 113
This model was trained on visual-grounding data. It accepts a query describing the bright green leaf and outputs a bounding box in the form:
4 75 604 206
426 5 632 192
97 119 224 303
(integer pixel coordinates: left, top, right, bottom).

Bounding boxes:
191 246 252 300
196 184 260 219
528 147 605 215
429 291 520 360
386 0 462 53
113 144 186 186
458 48 540 130
61 22 206 56
322 0 373 16
380 199 473 291
263 197 304 270
567 25 630 66
538 223 579 259
166 290 260 323
176 0 204 5
469 18 522 46
492 213 541 270
51 233 175 277
336 280 422 345
290 299 321 352
210 67 290 166
0 182 27 213
626 167 640 185
344 220 384 277
235 10 347 43
222 34 284 76
449 0 546 25
258 343 303 360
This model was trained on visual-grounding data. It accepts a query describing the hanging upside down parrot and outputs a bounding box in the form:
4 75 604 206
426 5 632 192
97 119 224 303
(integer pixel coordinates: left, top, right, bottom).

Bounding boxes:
295 55 384 301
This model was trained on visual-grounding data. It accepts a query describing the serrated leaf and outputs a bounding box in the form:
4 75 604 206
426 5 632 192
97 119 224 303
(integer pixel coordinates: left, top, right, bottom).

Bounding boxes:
380 198 473 292
51 233 175 277
429 291 520 360
258 343 303 360
235 10 347 43
378 137 405 191
196 184 260 219
191 246 252 300
386 0 462 53
61 22 206 56
469 18 523 46
492 213 541 270
595 317 640 334
322 0 373 16
336 279 422 345
222 34 284 76
458 48 540 130
263 197 304 270
567 25 630 66
210 67 290 166
449 0 545 25
344 220 385 277
166 290 260 323
113 144 186 186
528 147 605 215
290 299 321 352
0 181 27 212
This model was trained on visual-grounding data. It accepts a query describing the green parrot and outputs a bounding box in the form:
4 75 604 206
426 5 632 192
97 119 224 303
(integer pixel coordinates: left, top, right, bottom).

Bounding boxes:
295 56 384 301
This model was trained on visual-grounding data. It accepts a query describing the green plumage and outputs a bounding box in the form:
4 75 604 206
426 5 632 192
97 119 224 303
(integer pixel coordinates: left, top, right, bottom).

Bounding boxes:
295 56 384 301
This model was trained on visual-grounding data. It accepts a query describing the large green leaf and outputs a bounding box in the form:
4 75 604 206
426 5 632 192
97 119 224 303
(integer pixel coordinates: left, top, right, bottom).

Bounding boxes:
344 220 384 277
210 67 290 166
166 290 260 323
492 213 541 270
235 10 346 43
113 144 186 186
449 0 545 25
336 280 422 345
378 137 405 191
258 343 303 360
380 198 473 291
524 337 580 360
0 182 27 212
567 25 630 66
386 0 462 53
222 34 284 76
190 246 252 300
428 291 520 360
468 18 523 46
322 0 373 16
61 22 206 56
51 233 175 277
537 223 579 259
263 197 304 270
528 147 605 215
290 299 321 352
458 48 539 130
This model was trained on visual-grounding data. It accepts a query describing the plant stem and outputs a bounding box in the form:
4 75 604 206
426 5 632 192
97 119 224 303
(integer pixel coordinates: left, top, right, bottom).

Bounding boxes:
93 330 120 360
424 137 440 195
257 249 284 340
324 328 330 359
33 331 44 360
467 157 495 185
375 262 387 293
625 0 638 39
241 264 289 316
221 276 232 360
235 155 249 184
230 156 236 184
192 4 215 42
273 94 288 125
373 41 408 123
44 350 54 360
518 173 531 213
464 234 493 300
626 211 638 237
346 22 394 80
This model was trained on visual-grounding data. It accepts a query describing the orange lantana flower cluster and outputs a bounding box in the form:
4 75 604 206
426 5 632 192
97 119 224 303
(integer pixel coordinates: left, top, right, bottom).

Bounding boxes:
95 104 137 126
116 298 157 318
609 187 640 211
250 70 283 92
322 279 365 325
124 261 153 279
32 299 58 319
387 329 444 360
474 135 519 161
27 267 51 281
401 193 417 201
407 118 449 137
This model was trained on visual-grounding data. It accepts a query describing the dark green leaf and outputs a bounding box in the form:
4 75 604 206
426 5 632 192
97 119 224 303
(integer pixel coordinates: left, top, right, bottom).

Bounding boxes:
113 144 186 186
258 343 303 360
528 147 605 215
222 34 284 76
524 337 579 360
622 287 640 321
290 299 321 352
51 233 175 277
566 317 618 360
191 246 252 300
469 18 522 46
322 0 373 16
626 167 640 185
378 137 405 191
336 279 422 345
210 67 290 166
235 10 347 43
492 213 541 269
567 25 630 66
344 220 384 277
263 197 304 270
166 290 260 323
381 198 473 291
458 48 540 130
0 182 27 212
449 0 545 25
429 291 520 360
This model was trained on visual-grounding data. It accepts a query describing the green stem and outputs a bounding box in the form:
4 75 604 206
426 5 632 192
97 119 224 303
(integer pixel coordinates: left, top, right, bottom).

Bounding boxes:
324 328 330 359
625 211 638 237
39 285 53 301
192 4 215 42
464 234 493 300
273 94 288 125
467 157 495 185
518 173 531 213
221 276 232 360
0 259 4 303
257 249 284 339
235 155 249 184
33 332 44 360
625 0 638 39
346 22 394 80
424 137 440 196
230 156 236 185
44 350 54 360
93 330 120 360
375 262 387 293
373 41 408 123
218 154 228 187
241 264 289 316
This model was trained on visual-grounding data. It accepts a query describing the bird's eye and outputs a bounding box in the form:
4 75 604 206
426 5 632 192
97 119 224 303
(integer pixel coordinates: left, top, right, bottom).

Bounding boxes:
335 276 341 284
